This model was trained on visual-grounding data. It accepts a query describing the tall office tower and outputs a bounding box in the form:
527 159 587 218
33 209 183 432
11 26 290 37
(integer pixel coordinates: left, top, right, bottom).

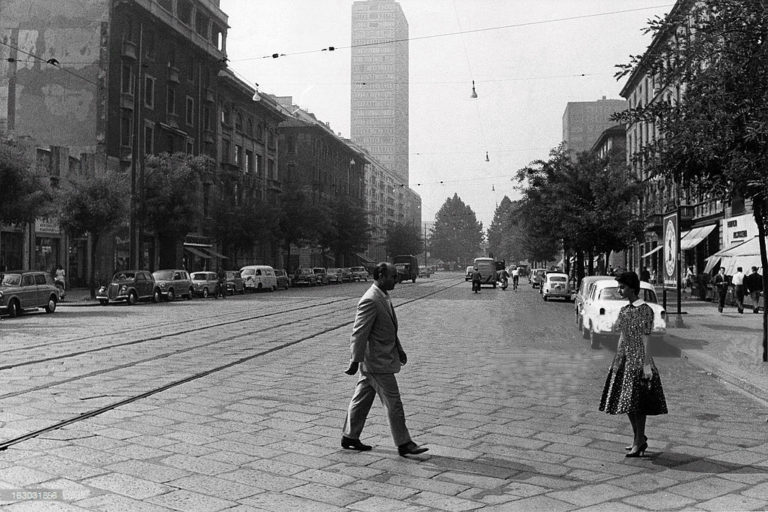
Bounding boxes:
562 96 627 156
351 0 409 183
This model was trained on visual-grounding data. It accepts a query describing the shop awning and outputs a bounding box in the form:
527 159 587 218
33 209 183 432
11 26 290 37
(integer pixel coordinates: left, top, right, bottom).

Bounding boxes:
641 246 662 258
680 224 716 251
184 246 211 259
703 237 760 274
356 253 376 264
203 247 228 259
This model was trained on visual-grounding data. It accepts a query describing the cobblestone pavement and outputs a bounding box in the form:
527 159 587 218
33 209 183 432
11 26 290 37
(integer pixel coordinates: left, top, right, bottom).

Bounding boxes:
0 274 766 511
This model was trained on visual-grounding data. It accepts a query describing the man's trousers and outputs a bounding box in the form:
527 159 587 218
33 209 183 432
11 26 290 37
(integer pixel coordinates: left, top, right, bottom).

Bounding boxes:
343 372 411 447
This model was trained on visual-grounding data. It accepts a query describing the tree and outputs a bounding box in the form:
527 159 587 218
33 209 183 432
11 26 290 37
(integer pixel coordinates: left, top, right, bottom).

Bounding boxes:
385 222 420 257
210 195 278 264
614 0 768 360
430 194 484 266
487 196 514 261
326 198 371 266
0 138 53 226
142 153 214 268
59 171 129 298
278 190 332 270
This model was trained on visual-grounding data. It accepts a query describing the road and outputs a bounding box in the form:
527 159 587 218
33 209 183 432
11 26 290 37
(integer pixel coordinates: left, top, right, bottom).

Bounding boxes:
0 273 765 511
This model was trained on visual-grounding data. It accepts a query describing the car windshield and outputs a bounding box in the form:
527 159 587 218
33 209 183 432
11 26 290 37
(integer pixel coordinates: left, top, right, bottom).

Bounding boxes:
153 270 174 280
241 269 254 276
549 276 567 282
113 272 136 281
191 274 207 280
1 274 22 286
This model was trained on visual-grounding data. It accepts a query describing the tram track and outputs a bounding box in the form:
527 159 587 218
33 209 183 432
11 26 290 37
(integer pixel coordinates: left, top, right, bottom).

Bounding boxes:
0 279 462 451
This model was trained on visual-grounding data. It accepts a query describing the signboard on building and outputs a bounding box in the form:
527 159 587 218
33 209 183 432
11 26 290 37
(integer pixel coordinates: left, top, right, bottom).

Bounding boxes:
663 212 678 287
724 213 758 246
35 218 60 235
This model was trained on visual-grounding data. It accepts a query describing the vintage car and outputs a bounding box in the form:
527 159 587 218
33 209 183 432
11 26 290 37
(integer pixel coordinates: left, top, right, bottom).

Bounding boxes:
240 265 277 292
326 268 344 284
419 266 431 278
530 268 547 288
97 270 161 305
341 267 353 282
0 270 59 317
350 266 369 282
190 271 219 298
312 267 328 285
465 266 474 281
573 276 615 331
293 268 317 286
273 269 291 290
152 269 194 301
542 272 571 301
580 280 666 349
225 270 245 295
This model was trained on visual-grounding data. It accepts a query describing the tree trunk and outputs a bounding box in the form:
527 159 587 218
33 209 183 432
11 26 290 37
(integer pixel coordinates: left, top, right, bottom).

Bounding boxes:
89 234 100 299
754 199 768 362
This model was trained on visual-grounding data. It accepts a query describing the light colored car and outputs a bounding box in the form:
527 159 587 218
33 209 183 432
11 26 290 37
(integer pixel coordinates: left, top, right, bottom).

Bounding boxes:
190 271 219 298
240 265 277 292
341 267 353 282
573 276 615 330
152 269 194 301
530 268 547 288
350 266 369 282
419 266 431 278
97 270 161 305
580 280 666 349
312 267 328 285
465 265 474 281
0 270 59 317
326 268 344 284
542 272 570 301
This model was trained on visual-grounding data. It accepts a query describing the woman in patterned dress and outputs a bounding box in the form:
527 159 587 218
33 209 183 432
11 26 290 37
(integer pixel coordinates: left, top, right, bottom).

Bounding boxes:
599 271 667 457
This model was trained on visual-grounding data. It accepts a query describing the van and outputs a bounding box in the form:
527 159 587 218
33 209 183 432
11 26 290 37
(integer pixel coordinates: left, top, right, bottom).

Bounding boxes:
392 255 419 283
239 265 278 292
473 257 497 288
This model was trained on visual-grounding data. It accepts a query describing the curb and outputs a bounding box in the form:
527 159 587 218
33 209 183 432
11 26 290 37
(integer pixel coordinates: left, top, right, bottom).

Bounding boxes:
677 347 768 405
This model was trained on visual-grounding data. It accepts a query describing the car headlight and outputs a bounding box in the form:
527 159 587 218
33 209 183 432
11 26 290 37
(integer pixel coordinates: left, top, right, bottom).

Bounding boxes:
0 291 4 300
98 286 106 293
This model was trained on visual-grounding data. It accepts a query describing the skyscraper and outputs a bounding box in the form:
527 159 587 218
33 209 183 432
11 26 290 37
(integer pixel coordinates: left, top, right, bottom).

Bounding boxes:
351 0 409 183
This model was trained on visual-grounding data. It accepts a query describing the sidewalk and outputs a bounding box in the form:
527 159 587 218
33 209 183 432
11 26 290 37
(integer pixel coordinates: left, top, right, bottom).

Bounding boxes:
659 291 768 404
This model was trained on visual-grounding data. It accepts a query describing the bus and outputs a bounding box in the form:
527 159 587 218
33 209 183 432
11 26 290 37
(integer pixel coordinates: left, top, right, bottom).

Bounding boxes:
473 257 497 288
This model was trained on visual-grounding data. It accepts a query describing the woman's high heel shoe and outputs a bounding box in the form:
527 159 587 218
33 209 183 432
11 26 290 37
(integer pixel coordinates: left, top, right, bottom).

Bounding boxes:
625 435 647 451
625 441 648 458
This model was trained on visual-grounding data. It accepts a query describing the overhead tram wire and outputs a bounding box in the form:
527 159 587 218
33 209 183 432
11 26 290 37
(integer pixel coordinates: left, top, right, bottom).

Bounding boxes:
230 4 674 62
0 39 99 87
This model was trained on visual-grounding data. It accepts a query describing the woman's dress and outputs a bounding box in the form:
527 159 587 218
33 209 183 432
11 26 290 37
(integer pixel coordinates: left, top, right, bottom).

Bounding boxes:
600 301 667 415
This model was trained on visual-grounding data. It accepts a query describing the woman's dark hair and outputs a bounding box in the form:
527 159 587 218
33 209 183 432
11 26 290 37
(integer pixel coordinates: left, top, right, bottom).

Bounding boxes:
616 271 641 295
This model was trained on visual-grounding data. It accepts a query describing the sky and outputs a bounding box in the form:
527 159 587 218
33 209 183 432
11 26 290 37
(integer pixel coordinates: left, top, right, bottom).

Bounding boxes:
220 0 674 228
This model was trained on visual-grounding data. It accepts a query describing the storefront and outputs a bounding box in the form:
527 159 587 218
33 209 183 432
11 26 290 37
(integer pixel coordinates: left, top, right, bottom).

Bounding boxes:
33 218 63 274
0 228 24 271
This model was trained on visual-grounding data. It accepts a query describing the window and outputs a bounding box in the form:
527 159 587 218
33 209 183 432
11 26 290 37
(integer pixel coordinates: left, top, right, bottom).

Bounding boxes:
195 11 209 38
268 159 276 180
167 86 176 114
144 30 155 60
120 113 132 146
245 150 253 174
186 138 194 154
177 0 192 25
235 145 242 167
166 132 175 153
185 96 194 125
221 139 230 163
144 123 154 154
235 113 243 132
158 0 173 12
203 104 211 130
144 76 155 108
121 63 133 94
221 104 231 126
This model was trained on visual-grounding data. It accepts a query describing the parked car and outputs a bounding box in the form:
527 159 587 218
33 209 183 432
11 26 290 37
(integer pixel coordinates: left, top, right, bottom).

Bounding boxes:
274 269 291 290
542 272 571 301
341 267 353 282
293 268 317 286
97 270 161 305
0 270 59 317
225 270 245 295
580 280 666 349
573 276 615 330
350 266 369 282
152 269 194 301
312 267 328 285
190 271 219 298
240 265 277 292
326 268 344 284
530 268 547 288
465 265 474 281
419 266 431 278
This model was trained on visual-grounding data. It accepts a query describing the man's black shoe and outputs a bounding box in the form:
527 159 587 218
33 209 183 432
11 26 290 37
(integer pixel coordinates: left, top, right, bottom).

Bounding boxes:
398 441 428 457
341 436 372 451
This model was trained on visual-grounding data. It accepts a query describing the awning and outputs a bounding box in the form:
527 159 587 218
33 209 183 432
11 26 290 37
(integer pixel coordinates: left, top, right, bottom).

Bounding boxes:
680 224 716 251
641 246 662 258
703 237 760 274
356 253 376 264
203 247 228 259
184 246 211 259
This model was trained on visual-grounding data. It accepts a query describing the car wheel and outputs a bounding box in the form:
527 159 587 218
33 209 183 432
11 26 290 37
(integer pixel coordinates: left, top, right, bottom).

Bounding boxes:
167 288 176 301
128 291 138 305
187 287 195 299
543 295 548 301
589 325 601 349
8 299 21 318
582 323 590 339
203 287 209 298
152 289 161 303
44 295 57 313
257 283 263 291
99 299 108 306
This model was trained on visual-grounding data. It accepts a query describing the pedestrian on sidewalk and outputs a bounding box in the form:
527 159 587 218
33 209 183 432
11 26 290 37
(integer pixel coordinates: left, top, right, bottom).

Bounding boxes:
342 262 428 457
640 267 651 283
713 267 729 313
732 266 746 314
745 266 763 314
599 271 667 458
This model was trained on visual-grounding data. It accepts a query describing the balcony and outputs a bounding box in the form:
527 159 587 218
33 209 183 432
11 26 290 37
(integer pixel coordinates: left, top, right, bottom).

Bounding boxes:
205 87 215 103
120 92 134 110
121 40 137 59
168 65 180 84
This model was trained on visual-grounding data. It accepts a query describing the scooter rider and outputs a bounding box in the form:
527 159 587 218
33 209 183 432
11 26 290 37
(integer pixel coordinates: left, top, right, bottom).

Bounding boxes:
498 267 510 290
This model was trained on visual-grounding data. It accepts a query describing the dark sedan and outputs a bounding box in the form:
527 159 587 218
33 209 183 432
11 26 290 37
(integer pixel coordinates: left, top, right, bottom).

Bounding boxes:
97 270 161 305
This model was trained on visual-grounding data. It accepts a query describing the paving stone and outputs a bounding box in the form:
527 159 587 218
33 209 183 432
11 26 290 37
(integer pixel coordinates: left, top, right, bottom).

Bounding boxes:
698 493 768 511
547 482 633 507
219 469 304 492
167 474 262 500
17 455 105 480
84 472 170 500
240 491 345 512
286 482 370 507
407 490 486 511
146 489 235 512
0 466 53 486
346 495 431 512
104 460 189 483
75 493 174 511
622 490 697 510
481 495 575 512
344 478 419 500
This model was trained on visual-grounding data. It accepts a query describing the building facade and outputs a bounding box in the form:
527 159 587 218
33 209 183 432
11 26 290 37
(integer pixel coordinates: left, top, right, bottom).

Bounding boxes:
350 0 409 184
562 97 627 156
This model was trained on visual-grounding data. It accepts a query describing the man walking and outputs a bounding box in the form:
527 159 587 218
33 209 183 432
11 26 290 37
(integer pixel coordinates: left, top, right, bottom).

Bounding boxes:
342 262 428 457
745 266 763 314
713 267 729 313
732 266 745 314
